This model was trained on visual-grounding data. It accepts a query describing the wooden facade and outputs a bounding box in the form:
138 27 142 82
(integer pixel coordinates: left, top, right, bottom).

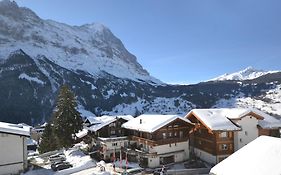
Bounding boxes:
89 118 128 138
127 118 193 147
188 113 235 158
191 128 234 156
258 126 280 137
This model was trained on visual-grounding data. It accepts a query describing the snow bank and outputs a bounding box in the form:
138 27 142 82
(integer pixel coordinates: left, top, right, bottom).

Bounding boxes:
210 136 281 175
55 148 96 175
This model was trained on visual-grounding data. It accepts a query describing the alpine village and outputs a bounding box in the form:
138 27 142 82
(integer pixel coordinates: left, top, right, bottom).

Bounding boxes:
1 1 281 175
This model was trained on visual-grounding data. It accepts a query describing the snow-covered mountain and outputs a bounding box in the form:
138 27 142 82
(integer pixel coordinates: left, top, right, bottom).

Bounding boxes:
0 0 161 84
210 66 279 81
1 0 281 125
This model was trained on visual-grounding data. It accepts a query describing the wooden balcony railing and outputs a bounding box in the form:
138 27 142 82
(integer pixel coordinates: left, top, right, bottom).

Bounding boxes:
130 136 189 146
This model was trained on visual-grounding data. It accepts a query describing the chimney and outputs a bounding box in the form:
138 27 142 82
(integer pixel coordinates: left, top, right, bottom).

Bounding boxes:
140 119 142 124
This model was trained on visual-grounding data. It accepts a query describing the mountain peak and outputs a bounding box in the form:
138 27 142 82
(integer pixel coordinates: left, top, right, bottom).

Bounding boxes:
0 0 39 21
210 66 278 81
0 0 18 7
81 23 108 32
0 1 161 84
240 66 263 73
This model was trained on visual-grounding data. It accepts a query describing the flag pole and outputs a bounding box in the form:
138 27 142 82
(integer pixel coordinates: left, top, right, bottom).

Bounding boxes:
120 148 122 172
126 151 128 171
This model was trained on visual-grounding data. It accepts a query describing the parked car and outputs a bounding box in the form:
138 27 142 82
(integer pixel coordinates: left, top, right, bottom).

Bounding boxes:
49 155 66 163
122 167 145 175
50 152 64 158
51 162 73 171
51 161 64 170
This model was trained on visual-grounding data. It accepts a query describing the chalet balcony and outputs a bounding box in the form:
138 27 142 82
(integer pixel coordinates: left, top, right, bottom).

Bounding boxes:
130 135 189 146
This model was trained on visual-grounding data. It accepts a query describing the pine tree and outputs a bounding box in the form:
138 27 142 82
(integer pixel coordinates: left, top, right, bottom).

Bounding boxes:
38 123 58 153
52 85 83 148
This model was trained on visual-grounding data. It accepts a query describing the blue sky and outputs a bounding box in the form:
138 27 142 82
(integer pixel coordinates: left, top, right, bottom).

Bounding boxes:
15 0 281 84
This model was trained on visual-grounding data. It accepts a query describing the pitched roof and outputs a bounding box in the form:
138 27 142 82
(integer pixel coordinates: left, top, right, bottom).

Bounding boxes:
187 109 241 131
0 121 30 136
258 112 281 129
86 115 134 132
210 136 281 175
186 108 281 131
122 114 193 133
75 128 88 138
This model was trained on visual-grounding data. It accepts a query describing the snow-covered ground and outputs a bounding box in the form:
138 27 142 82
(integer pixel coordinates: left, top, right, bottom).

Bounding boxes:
102 97 195 116
23 143 96 175
214 84 281 117
23 142 141 175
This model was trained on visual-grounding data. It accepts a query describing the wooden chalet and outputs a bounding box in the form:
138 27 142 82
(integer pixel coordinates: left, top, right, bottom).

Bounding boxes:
185 108 281 164
122 114 194 168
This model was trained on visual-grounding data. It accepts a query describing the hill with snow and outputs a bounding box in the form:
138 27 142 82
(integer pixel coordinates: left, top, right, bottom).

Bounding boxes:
210 66 279 81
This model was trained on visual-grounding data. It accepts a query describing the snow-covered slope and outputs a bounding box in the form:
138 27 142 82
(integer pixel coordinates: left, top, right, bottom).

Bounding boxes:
213 83 281 117
0 0 161 84
210 66 279 81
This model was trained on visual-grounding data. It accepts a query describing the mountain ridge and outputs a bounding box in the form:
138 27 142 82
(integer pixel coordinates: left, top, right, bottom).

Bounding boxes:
210 66 280 81
0 1 281 125
0 0 162 85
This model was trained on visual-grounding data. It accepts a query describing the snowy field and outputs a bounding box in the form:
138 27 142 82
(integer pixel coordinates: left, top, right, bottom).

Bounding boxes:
23 142 141 175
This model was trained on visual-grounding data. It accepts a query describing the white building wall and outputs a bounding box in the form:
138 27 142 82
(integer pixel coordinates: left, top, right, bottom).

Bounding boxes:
147 140 189 168
148 157 160 168
233 115 259 151
0 133 27 175
101 138 128 159
194 148 217 165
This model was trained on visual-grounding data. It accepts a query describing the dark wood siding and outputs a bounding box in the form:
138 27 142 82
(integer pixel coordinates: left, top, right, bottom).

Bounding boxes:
129 118 193 146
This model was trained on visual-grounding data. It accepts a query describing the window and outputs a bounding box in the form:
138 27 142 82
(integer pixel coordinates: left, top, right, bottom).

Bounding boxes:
240 138 243 143
169 132 172 137
162 133 166 139
219 132 227 138
110 130 116 135
245 131 248 136
175 143 177 146
169 144 171 147
112 143 118 146
174 132 177 137
220 144 228 150
179 131 183 138
174 124 179 128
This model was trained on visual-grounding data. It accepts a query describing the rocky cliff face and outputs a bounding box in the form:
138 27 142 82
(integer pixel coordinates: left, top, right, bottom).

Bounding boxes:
0 0 160 84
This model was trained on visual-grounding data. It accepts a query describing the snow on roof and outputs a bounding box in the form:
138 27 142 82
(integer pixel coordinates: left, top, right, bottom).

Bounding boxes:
187 109 241 131
27 138 38 145
258 113 281 129
85 115 133 132
76 129 88 138
117 115 134 121
187 108 281 131
210 136 281 175
0 121 30 136
122 114 192 133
